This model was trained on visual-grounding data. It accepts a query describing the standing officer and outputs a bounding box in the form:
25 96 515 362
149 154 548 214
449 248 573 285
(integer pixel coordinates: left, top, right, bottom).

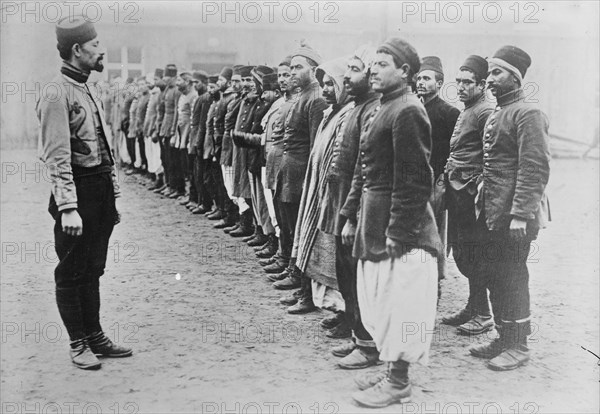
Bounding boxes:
37 17 132 370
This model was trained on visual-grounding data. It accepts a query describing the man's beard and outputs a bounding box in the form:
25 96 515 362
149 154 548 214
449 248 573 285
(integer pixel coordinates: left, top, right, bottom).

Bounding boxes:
93 59 104 72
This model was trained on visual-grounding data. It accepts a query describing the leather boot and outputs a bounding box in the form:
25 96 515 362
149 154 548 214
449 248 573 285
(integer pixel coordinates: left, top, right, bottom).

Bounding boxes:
279 289 302 305
230 210 254 238
441 305 475 326
286 275 316 313
352 361 412 407
87 331 133 357
266 266 292 282
487 321 530 371
223 223 239 234
153 183 168 193
214 211 238 229
258 256 277 267
242 226 262 243
256 234 278 258
248 229 269 247
470 324 506 359
207 209 225 220
70 338 101 370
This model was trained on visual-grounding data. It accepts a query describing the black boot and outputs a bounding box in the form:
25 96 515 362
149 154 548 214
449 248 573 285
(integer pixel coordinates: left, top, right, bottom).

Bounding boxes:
352 361 412 407
214 209 239 229
230 209 254 238
87 331 133 358
487 321 530 371
243 226 263 243
256 234 278 258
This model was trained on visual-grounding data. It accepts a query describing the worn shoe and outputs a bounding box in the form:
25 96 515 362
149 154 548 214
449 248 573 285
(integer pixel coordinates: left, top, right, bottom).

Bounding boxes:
279 289 302 306
213 219 233 229
267 267 292 282
338 347 381 369
191 206 207 214
487 345 530 371
69 339 102 370
207 210 225 220
248 234 269 247
352 377 412 408
153 184 168 193
87 331 133 358
178 196 190 205
256 241 278 258
223 224 240 234
441 307 474 326
230 225 254 238
326 320 352 339
354 370 387 391
469 337 506 359
457 315 495 335
259 256 277 267
185 201 197 210
242 233 256 243
169 191 184 199
264 261 288 274
287 295 317 314
331 341 357 357
273 274 301 289
320 312 345 330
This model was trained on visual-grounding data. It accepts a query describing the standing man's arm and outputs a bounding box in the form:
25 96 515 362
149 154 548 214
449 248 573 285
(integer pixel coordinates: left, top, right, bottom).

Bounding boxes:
37 91 83 236
510 109 550 239
386 106 433 257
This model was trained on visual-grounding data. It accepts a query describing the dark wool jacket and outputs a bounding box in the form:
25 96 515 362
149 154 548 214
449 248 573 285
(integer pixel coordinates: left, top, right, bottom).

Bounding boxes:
189 91 213 156
424 95 460 179
481 88 550 232
340 86 441 262
218 91 241 166
276 81 328 202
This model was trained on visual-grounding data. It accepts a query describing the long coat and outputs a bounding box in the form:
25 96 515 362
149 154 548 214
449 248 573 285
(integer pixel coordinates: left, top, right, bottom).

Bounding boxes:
340 86 441 262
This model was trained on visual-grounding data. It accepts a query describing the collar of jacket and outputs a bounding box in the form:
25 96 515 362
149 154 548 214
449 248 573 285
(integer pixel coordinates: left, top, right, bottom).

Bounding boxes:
496 88 524 107
423 94 441 108
464 92 486 109
380 85 411 104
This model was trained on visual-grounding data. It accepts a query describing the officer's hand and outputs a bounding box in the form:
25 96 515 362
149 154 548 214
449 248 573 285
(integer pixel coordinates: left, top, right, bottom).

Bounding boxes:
62 209 83 236
386 237 404 258
341 221 356 246
509 217 527 241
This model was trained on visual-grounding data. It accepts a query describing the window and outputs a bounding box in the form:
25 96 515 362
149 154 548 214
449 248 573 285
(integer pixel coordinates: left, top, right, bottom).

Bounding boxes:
128 47 142 64
107 47 121 63
104 46 145 81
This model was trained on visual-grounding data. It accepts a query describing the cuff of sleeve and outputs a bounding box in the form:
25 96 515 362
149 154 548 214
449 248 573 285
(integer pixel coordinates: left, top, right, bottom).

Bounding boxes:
339 207 356 222
58 202 78 212
509 209 534 221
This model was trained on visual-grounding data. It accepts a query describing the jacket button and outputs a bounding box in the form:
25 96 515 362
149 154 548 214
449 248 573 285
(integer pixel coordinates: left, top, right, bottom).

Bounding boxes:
363 188 367 192
484 162 489 166
484 153 489 157
362 164 366 168
283 151 287 155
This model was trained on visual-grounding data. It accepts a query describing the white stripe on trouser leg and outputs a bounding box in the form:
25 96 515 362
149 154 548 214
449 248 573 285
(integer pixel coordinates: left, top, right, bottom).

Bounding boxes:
357 250 438 364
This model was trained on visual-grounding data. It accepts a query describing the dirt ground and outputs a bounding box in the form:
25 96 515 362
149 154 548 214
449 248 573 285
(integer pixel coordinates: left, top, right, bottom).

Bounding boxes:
1 149 598 414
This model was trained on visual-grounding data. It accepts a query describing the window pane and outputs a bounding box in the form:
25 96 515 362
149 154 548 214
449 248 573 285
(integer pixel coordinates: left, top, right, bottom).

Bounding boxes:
108 69 122 81
107 47 121 63
128 47 142 64
128 69 141 79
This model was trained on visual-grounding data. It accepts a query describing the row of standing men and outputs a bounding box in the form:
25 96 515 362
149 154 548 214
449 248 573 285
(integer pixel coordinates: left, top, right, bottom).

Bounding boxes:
105 38 551 408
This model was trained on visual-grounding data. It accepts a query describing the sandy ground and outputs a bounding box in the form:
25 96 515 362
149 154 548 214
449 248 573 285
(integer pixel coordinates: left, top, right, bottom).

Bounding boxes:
1 149 598 414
